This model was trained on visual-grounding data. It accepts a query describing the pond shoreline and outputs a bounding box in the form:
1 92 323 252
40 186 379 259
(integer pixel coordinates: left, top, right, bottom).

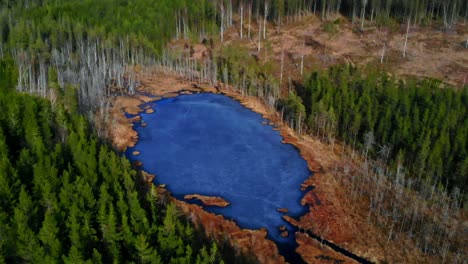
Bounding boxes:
107 72 364 263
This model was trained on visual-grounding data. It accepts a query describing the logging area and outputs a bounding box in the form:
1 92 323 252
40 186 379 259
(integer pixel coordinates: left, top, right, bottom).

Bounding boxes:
0 0 467 263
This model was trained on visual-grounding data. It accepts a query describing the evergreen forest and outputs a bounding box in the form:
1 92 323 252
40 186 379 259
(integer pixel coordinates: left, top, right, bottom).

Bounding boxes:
283 65 467 193
0 0 467 263
0 87 241 263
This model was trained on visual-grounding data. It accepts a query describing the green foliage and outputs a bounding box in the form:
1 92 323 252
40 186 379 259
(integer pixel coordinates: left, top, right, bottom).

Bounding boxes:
279 92 306 121
217 43 279 99
0 56 17 93
374 15 400 31
296 65 468 194
321 19 340 35
1 0 217 55
247 0 467 27
0 92 246 263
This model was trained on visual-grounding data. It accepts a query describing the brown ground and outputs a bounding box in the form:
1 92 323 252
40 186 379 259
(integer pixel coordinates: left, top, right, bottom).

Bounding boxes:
184 194 231 208
153 186 286 264
296 233 357 264
108 95 152 151
220 14 467 88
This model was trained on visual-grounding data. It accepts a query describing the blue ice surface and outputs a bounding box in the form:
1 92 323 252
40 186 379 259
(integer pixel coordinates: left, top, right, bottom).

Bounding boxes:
126 93 311 258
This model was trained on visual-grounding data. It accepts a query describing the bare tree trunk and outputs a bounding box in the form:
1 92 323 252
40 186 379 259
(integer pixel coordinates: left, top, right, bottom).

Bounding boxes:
321 0 326 20
443 4 448 28
183 10 188 40
228 0 233 27
280 50 284 85
220 4 225 42
297 112 301 134
258 18 261 52
464 5 467 25
263 1 269 39
450 2 457 26
248 2 252 39
240 2 244 39
361 0 368 28
300 40 305 75
277 5 281 33
380 43 386 63
352 0 357 24
403 18 410 58
364 131 375 162
175 12 180 39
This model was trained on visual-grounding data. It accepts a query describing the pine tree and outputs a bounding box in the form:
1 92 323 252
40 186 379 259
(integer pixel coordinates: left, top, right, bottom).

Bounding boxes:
39 211 62 259
134 234 160 264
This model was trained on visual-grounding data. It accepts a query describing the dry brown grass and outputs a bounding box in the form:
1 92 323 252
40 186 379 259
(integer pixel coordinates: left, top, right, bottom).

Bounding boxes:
217 14 467 88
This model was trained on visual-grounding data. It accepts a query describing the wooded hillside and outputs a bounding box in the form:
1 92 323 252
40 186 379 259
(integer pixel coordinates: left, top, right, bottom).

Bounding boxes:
298 65 467 192
0 87 245 263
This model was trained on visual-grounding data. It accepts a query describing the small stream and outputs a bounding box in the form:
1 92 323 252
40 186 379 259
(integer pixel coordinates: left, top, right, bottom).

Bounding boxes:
302 230 373 264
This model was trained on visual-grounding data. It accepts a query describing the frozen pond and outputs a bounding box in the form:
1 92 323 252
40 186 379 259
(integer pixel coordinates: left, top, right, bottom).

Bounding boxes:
126 93 311 261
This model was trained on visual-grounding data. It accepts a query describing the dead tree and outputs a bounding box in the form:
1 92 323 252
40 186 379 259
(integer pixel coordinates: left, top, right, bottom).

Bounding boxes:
220 3 225 42
403 18 410 58
361 0 368 28
263 1 269 39
300 40 305 76
280 49 284 85
240 2 244 39
258 18 261 52
380 43 386 63
248 2 252 39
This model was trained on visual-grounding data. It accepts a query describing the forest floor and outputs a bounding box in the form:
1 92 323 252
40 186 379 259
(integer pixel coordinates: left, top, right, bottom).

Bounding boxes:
106 14 467 264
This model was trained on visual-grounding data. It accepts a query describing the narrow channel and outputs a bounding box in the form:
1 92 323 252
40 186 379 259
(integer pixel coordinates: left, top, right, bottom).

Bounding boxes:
301 230 374 264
